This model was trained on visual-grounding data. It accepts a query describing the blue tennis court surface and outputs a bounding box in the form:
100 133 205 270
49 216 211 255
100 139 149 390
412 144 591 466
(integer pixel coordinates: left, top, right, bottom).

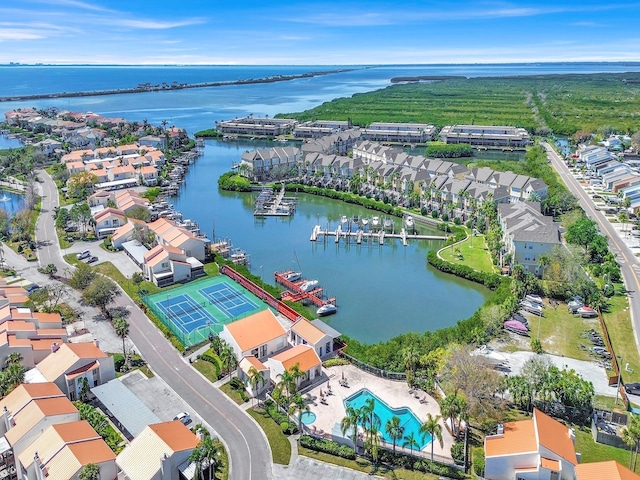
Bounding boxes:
143 275 270 347
198 283 259 318
155 294 218 334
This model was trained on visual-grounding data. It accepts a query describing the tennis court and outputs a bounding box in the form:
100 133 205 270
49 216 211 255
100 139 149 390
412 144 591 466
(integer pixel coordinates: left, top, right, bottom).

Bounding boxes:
143 275 268 347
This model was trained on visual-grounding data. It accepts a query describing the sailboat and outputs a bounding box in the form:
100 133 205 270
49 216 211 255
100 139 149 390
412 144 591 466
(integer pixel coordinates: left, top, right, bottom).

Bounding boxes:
0 194 9 202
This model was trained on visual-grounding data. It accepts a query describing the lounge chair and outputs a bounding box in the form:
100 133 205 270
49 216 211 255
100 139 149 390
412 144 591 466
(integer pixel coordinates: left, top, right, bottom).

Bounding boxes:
321 398 328 405
420 397 428 404
317 429 325 436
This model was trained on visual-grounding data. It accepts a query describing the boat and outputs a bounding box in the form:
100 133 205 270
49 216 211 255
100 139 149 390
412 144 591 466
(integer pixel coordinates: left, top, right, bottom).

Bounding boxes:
520 300 543 316
567 300 583 313
299 280 319 292
383 217 393 230
0 194 9 202
283 271 302 282
525 294 544 306
504 320 529 336
361 217 369 226
577 306 598 318
404 215 414 229
371 216 380 227
317 303 337 316
353 215 359 224
340 215 349 226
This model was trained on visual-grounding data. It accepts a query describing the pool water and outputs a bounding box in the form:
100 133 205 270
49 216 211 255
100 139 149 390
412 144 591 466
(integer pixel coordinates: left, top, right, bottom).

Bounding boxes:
300 411 317 425
344 388 431 450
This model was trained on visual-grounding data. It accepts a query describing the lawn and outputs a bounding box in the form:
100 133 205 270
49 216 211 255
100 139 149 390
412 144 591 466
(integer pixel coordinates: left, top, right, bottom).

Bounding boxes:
219 380 248 405
601 292 640 382
574 424 633 470
247 407 291 465
524 300 606 363
439 233 496 274
192 359 218 383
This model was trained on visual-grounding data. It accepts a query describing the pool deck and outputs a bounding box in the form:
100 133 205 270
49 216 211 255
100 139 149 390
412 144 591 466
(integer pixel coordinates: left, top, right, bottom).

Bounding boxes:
302 364 454 460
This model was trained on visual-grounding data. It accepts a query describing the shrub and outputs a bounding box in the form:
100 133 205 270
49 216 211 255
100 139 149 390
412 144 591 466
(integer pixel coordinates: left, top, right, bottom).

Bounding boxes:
323 358 349 368
113 353 125 372
280 422 289 433
299 435 356 460
450 441 465 464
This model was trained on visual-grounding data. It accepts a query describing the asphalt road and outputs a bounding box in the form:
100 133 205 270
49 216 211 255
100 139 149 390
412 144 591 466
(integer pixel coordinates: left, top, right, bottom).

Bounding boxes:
542 142 640 382
34 170 274 480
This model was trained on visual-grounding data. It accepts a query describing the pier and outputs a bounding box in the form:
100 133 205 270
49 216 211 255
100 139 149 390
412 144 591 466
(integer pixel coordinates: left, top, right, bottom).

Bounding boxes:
310 224 446 245
274 271 336 308
254 185 297 216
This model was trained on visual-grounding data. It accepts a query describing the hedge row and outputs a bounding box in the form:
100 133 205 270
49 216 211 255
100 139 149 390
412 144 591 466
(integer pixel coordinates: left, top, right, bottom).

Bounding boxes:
376 449 465 479
427 250 504 290
137 301 186 353
299 435 356 460
285 183 404 217
263 399 298 435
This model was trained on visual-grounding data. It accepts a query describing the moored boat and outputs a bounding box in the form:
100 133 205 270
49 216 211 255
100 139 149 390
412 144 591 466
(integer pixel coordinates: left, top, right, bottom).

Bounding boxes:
340 215 349 226
361 217 369 226
383 217 393 230
300 280 319 292
371 216 380 227
283 271 302 282
317 303 337 316
404 215 414 229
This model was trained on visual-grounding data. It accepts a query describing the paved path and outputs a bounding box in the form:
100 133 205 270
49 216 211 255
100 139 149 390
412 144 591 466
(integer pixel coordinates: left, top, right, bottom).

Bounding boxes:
543 143 640 383
33 170 274 480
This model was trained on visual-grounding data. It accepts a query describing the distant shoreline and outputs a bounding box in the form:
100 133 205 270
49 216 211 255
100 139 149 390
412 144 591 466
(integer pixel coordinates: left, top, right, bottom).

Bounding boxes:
0 67 359 103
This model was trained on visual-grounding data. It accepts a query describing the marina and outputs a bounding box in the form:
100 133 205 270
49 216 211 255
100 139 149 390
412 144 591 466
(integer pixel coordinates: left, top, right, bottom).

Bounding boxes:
274 270 336 310
253 185 297 216
310 224 446 246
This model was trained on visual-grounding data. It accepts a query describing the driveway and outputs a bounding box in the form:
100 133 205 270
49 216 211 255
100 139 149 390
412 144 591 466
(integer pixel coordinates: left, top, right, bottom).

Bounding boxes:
65 240 141 278
33 170 274 480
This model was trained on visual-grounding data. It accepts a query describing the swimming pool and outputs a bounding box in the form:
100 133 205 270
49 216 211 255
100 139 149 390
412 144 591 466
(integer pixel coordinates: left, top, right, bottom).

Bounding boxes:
344 388 431 450
300 411 317 425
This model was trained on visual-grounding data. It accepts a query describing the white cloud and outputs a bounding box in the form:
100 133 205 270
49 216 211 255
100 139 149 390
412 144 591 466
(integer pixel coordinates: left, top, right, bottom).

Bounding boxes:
114 18 206 30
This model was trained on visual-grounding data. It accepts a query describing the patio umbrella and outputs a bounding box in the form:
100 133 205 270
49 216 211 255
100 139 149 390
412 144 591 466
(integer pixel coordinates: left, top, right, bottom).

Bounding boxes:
341 371 344 380
319 388 323 397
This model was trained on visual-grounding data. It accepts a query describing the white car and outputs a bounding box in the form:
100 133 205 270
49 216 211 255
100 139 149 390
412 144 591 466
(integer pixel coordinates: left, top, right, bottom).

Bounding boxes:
76 250 91 260
173 412 191 425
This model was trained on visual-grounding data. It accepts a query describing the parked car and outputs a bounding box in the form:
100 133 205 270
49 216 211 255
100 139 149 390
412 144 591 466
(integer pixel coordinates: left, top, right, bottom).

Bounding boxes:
625 382 640 395
26 284 40 293
64 225 78 232
76 250 91 260
173 412 191 425
86 256 98 264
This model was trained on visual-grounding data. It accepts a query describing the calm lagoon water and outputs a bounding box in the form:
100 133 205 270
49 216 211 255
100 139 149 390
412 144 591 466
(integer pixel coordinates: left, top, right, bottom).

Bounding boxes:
0 190 25 216
170 139 488 343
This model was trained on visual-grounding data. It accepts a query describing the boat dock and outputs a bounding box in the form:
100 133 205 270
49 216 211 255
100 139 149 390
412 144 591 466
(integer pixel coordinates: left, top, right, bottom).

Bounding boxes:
310 224 446 245
254 185 297 217
274 271 336 308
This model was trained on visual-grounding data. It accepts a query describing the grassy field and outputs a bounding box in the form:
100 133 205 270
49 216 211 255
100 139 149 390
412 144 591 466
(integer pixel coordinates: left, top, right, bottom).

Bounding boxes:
192 359 218 383
278 72 640 135
219 380 248 405
247 407 291 465
439 233 496 273
601 292 640 381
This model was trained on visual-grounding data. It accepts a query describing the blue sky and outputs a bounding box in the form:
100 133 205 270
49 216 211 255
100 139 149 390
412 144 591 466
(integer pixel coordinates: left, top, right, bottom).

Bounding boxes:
1 0 639 64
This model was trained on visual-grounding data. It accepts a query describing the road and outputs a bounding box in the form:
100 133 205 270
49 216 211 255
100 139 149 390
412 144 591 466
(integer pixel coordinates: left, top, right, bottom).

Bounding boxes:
34 170 274 480
542 142 640 380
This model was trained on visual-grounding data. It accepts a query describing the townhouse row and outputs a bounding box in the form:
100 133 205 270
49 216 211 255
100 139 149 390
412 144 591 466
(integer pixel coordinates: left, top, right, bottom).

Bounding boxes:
218 116 530 147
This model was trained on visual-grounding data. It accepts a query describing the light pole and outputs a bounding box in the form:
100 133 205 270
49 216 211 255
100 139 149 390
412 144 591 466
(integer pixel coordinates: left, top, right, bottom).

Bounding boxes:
616 355 623 405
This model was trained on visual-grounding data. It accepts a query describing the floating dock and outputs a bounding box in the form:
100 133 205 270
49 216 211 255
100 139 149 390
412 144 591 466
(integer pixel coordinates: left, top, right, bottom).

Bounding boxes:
310 224 446 245
254 185 297 216
274 271 336 308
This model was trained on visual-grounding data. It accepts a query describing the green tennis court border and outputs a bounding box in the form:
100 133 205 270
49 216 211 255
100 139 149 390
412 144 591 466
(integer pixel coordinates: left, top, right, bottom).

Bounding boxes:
143 275 269 347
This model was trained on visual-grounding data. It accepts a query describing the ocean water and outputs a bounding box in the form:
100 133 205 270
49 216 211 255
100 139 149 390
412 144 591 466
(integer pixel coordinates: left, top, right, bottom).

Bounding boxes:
2 63 640 135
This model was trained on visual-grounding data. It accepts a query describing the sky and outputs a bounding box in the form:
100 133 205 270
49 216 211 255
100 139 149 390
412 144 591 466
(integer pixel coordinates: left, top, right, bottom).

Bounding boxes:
1 0 639 65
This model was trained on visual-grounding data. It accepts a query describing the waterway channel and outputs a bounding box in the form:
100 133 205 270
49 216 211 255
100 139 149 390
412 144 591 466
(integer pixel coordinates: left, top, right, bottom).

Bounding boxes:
171 139 490 344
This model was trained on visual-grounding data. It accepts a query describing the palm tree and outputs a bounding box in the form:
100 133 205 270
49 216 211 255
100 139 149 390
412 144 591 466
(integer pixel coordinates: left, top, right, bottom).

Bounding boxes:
385 415 404 454
5 352 22 367
79 463 101 480
247 366 265 405
219 343 236 380
288 393 310 433
79 377 91 402
340 406 363 454
403 431 419 457
276 364 307 403
622 414 640 470
420 413 444 462
112 317 130 368
367 423 381 465
440 394 466 437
